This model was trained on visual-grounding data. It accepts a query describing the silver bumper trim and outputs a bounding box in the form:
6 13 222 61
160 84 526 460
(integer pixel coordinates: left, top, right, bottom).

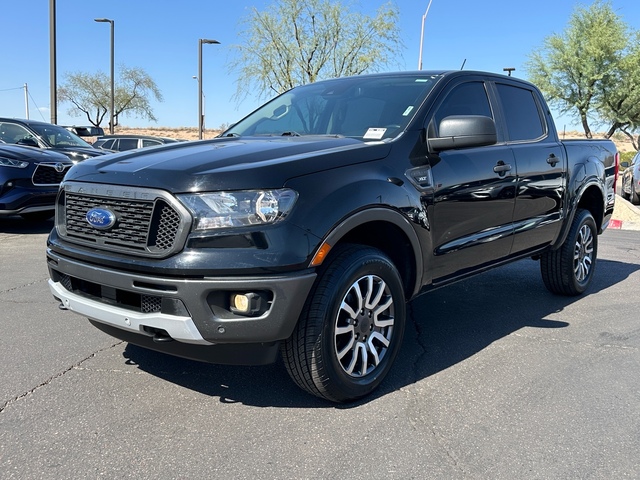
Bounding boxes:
48 279 212 345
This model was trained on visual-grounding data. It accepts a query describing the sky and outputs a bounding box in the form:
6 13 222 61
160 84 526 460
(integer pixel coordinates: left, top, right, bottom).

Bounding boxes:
1 0 639 133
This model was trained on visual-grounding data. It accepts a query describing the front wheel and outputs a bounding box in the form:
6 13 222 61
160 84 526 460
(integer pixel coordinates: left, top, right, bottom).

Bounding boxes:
540 209 597 296
282 244 406 402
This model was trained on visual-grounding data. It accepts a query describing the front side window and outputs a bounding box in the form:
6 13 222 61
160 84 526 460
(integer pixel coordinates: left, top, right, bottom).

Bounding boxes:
0 122 34 144
432 81 493 133
118 138 139 151
101 139 115 150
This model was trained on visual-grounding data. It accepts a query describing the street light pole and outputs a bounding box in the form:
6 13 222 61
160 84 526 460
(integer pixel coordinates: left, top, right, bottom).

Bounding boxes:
192 76 206 126
95 18 115 134
24 84 29 119
49 0 57 124
418 0 433 70
198 38 220 140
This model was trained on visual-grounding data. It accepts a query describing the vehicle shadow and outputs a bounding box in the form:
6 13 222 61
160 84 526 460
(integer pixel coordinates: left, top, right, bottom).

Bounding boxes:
0 216 54 234
122 257 640 408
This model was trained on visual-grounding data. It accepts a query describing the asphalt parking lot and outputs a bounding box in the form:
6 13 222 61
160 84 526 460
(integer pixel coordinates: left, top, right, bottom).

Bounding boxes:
1 214 639 479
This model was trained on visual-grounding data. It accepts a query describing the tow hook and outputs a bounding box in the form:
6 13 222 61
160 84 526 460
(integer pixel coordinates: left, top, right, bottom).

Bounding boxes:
58 303 68 311
152 331 174 343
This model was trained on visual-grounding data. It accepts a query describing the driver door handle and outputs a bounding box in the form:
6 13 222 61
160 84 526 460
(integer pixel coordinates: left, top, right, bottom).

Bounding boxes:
493 161 512 176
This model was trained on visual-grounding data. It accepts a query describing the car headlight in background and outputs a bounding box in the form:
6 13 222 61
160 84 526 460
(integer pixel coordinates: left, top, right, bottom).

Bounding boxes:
0 157 29 168
178 189 298 230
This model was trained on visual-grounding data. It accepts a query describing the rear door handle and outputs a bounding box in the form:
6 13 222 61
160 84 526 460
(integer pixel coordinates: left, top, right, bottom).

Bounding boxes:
493 161 512 176
547 153 560 166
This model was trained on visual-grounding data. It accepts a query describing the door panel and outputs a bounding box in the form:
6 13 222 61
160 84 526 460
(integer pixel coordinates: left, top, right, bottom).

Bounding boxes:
429 145 516 281
510 143 565 253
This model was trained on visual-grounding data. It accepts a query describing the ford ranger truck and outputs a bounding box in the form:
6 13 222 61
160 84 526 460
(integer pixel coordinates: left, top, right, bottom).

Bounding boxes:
47 71 618 402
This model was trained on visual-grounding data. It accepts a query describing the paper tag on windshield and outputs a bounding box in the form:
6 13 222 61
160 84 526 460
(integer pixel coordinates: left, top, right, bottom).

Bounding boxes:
363 128 386 140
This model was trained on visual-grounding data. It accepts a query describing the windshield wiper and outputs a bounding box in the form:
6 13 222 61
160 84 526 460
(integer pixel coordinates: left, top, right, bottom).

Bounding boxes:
281 131 301 136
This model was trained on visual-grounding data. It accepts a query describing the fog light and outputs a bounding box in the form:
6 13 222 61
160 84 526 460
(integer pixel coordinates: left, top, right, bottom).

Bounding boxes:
230 292 268 316
232 293 250 312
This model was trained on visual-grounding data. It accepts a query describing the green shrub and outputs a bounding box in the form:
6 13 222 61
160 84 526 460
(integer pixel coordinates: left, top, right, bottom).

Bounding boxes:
619 151 636 169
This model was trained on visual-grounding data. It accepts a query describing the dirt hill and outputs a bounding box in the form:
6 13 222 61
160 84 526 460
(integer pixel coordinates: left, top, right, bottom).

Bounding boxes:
109 126 635 153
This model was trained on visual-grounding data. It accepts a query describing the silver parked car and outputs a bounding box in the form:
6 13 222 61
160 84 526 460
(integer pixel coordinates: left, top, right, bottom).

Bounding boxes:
92 135 183 152
621 151 640 204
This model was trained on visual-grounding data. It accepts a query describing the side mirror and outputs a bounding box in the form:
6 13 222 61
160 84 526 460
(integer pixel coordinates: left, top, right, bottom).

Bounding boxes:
16 137 40 148
620 161 630 168
429 115 497 152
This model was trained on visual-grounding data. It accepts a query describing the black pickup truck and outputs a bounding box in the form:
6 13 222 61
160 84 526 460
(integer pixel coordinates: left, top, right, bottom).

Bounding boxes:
46 71 618 402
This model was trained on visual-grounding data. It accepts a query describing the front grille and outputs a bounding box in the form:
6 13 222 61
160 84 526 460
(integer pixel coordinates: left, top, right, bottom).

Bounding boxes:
65 193 154 251
32 163 71 186
58 183 191 258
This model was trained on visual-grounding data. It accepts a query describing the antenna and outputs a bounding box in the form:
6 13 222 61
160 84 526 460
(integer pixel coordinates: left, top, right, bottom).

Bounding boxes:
460 59 466 70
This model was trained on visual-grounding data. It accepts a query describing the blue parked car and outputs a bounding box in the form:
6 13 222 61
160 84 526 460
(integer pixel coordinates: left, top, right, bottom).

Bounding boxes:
0 144 72 221
0 118 106 163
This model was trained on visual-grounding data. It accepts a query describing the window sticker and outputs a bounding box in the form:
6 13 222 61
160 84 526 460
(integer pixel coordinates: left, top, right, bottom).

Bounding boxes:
402 106 414 116
363 128 387 140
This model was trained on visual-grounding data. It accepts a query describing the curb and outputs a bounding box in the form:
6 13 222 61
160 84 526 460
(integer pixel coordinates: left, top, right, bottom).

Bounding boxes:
609 194 640 230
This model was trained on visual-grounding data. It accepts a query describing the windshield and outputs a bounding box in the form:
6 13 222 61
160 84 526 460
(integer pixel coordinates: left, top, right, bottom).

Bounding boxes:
29 123 92 148
224 74 442 141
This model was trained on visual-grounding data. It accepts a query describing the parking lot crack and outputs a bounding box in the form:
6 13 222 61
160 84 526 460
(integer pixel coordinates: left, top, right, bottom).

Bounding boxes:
0 276 50 296
0 341 123 414
407 301 428 384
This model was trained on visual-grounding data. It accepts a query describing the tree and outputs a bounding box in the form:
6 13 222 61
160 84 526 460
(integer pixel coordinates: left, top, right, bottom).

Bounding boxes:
58 66 163 129
597 35 640 149
229 0 402 100
526 1 628 138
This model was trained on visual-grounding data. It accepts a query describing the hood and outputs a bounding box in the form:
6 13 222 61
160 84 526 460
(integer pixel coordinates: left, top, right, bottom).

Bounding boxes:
0 144 71 163
63 136 392 192
53 146 107 162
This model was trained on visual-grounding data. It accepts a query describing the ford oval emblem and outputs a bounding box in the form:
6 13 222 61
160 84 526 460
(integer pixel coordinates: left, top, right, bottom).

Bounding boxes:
86 208 117 230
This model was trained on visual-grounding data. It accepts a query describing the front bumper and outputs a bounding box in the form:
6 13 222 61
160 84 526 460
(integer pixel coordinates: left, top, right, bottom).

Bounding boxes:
0 186 58 216
47 249 317 363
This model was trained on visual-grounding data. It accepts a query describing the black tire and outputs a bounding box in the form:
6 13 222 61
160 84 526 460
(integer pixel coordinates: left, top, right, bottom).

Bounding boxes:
282 244 406 402
20 211 54 222
631 182 640 205
540 208 597 296
621 185 630 201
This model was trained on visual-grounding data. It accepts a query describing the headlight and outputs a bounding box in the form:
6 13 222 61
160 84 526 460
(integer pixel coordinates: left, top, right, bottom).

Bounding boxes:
178 189 298 230
0 157 29 168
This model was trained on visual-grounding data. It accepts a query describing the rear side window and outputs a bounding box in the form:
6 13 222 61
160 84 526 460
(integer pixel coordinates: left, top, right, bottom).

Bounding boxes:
496 84 545 141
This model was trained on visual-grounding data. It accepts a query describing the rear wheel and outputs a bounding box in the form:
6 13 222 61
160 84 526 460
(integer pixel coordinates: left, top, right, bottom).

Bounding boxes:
540 209 597 296
631 182 640 205
282 244 406 402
